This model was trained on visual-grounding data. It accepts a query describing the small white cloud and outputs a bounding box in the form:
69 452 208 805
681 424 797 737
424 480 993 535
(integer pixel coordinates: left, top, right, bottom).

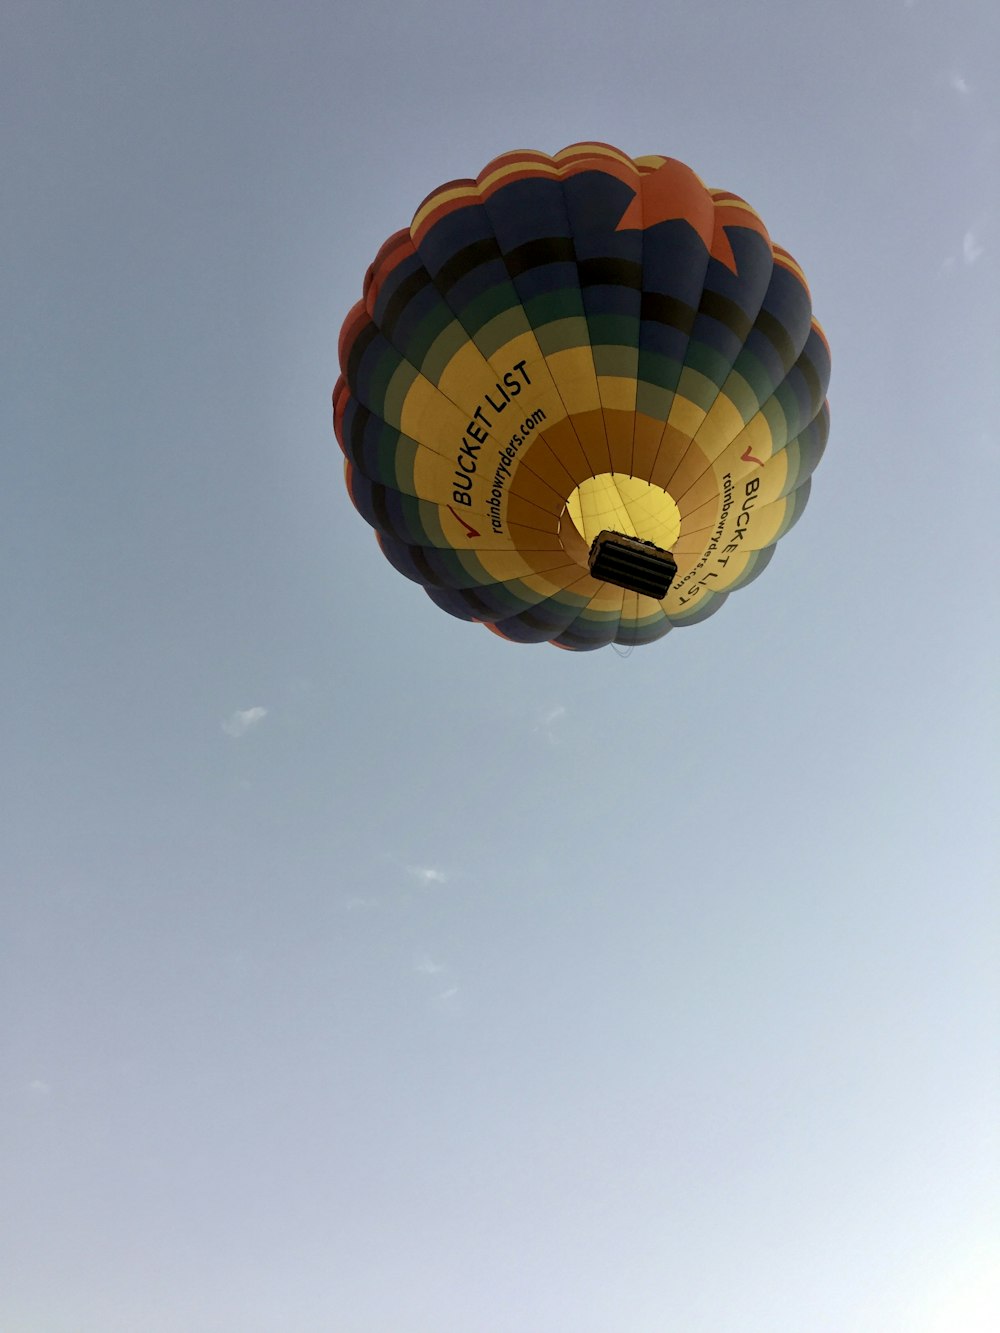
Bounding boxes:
407 865 448 885
222 706 268 738
535 703 567 742
436 986 459 1002
949 71 971 96
27 1079 51 1095
942 219 989 271
963 228 985 264
415 953 445 975
341 894 380 912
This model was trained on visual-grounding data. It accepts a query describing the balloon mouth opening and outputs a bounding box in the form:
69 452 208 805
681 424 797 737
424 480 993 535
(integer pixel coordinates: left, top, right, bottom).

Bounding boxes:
558 474 682 568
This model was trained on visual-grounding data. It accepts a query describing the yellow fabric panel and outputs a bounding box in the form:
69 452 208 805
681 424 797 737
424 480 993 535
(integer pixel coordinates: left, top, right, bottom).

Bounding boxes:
475 548 573 582
597 374 640 414
676 494 721 541
411 448 465 498
724 414 774 468
402 391 474 466
434 340 496 408
497 564 587 599
522 419 593 488
598 430 633 478
662 577 713 615
727 448 790 505
603 408 637 464
544 346 604 415
663 443 712 504
707 548 756 589
634 589 671 619
503 522 566 552
735 495 790 551
665 392 707 440
568 408 615 477
511 467 565 518
693 392 746 457
645 423 696 491
506 490 562 532
676 466 722 520
514 441 580 499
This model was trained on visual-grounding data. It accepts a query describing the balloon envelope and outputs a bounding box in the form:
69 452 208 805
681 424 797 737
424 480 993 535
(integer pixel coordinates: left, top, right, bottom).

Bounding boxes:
334 143 830 650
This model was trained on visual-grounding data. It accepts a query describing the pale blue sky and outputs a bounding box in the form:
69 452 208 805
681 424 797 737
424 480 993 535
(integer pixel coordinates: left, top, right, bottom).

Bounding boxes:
3 2 998 1330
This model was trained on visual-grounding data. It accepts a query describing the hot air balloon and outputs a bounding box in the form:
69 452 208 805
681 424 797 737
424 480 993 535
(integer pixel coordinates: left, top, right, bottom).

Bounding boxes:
333 142 830 650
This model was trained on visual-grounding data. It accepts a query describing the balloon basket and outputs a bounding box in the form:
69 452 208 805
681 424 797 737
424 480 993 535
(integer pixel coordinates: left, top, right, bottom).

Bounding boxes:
587 531 678 599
